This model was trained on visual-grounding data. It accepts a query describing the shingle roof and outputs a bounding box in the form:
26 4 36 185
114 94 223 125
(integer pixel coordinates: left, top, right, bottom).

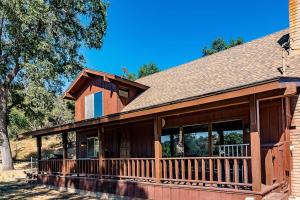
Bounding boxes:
122 29 300 112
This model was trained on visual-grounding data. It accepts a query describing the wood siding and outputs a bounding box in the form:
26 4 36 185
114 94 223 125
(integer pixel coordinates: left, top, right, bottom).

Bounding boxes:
74 77 142 121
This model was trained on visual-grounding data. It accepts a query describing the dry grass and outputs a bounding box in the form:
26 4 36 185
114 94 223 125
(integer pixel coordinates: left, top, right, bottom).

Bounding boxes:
9 136 61 160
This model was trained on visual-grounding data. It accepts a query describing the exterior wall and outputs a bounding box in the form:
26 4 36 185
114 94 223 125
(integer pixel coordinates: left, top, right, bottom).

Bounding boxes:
290 95 300 198
290 0 300 54
76 120 154 158
74 77 141 121
38 175 263 200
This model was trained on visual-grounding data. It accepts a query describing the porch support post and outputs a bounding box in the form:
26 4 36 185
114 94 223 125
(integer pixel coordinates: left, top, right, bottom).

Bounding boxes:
98 127 103 178
154 116 162 183
62 132 68 176
36 136 42 174
250 94 262 192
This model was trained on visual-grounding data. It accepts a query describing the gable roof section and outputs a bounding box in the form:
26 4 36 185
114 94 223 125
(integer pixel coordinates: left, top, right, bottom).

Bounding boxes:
122 29 300 112
64 69 149 100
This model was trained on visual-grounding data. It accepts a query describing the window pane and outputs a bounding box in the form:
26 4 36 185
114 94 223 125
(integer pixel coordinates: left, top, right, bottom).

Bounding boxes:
184 124 209 157
87 137 99 158
161 135 171 157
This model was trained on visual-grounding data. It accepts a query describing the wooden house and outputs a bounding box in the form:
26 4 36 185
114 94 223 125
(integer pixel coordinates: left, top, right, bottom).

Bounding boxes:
23 0 300 199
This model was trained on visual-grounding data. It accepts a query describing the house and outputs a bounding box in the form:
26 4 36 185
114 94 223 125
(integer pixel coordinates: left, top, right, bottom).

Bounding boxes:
23 0 300 199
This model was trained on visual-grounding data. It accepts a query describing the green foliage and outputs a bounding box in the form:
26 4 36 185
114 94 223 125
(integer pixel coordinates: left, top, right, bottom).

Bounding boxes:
202 37 243 56
123 63 160 81
224 132 243 144
0 0 108 168
137 63 160 79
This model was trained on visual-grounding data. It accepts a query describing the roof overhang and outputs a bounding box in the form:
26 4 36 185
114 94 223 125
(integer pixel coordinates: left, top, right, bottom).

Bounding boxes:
20 77 300 139
63 69 149 100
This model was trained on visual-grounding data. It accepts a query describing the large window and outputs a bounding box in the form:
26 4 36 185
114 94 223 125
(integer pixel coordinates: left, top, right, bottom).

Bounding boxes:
87 137 99 158
85 92 103 119
183 125 209 157
161 120 244 157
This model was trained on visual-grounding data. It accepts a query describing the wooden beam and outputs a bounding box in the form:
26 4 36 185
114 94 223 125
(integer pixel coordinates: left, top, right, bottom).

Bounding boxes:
98 127 104 178
154 116 162 183
208 123 213 156
62 132 68 176
250 95 262 192
36 136 42 173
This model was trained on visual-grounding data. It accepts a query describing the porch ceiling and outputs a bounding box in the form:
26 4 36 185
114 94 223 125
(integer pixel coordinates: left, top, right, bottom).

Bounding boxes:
20 78 300 138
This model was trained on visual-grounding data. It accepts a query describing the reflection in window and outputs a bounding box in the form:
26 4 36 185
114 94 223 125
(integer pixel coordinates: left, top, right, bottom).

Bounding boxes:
184 125 209 157
87 137 99 158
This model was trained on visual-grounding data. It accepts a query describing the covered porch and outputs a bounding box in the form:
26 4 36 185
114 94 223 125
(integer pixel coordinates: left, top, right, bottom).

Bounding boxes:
30 92 292 199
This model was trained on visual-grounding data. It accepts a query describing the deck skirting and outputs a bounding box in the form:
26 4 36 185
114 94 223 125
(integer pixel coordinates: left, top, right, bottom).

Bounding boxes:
38 174 267 200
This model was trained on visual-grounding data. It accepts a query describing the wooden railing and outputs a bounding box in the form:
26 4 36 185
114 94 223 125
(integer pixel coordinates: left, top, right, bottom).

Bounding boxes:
39 159 63 174
38 156 252 190
65 159 100 176
160 157 252 189
218 144 250 157
102 158 155 181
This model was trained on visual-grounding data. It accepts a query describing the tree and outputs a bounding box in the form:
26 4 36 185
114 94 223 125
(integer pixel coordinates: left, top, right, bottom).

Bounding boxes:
202 37 243 56
137 63 160 78
122 63 160 81
0 0 107 170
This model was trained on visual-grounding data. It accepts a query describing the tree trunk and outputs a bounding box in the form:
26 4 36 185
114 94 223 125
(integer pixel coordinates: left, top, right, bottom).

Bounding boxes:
0 85 14 170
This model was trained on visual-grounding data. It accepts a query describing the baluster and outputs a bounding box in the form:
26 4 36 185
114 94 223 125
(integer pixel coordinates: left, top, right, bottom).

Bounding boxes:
225 159 230 183
169 160 173 179
132 160 135 177
128 160 131 177
181 159 185 179
234 159 238 188
151 160 155 178
137 160 140 177
188 159 192 180
202 159 205 181
146 160 150 178
217 159 221 182
163 160 167 179
194 159 199 180
123 160 127 176
243 159 248 184
175 159 179 180
141 160 145 177
209 159 213 182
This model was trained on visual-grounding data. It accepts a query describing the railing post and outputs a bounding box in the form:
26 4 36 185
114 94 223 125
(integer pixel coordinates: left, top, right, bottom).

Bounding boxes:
62 132 68 176
154 116 162 183
36 136 42 173
98 127 104 178
250 95 262 191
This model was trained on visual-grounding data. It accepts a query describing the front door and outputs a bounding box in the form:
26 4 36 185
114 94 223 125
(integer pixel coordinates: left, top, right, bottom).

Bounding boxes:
259 98 285 185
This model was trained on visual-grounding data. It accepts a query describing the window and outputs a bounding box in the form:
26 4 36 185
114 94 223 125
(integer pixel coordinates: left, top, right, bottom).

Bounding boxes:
87 137 99 158
183 124 209 157
85 92 103 119
119 88 129 98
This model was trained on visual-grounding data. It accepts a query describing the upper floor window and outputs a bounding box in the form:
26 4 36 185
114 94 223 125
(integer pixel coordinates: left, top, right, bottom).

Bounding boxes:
119 88 129 98
85 92 103 119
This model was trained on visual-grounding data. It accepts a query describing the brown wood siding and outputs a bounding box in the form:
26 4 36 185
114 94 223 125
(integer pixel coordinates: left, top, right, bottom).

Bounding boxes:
74 77 142 121
38 175 264 200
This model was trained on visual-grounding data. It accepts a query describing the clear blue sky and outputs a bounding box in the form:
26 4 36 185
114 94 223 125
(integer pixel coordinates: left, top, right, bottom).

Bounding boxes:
82 0 288 76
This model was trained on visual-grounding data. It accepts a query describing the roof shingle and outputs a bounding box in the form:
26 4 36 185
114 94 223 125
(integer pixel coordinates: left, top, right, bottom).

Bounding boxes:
123 29 300 112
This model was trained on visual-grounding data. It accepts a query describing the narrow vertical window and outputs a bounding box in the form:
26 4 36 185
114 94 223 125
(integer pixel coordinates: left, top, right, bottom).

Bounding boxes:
84 92 103 119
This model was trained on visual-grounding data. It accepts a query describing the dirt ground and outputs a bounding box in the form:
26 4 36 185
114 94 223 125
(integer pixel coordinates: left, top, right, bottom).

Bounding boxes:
0 169 105 200
0 181 101 200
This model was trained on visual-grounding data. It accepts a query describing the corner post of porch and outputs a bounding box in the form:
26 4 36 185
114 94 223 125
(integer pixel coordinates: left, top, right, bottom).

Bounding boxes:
154 115 162 183
98 127 104 178
62 132 68 176
250 94 262 192
36 136 42 174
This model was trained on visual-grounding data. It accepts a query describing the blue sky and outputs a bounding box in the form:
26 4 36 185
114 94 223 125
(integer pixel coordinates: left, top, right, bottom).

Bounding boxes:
82 0 288 76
